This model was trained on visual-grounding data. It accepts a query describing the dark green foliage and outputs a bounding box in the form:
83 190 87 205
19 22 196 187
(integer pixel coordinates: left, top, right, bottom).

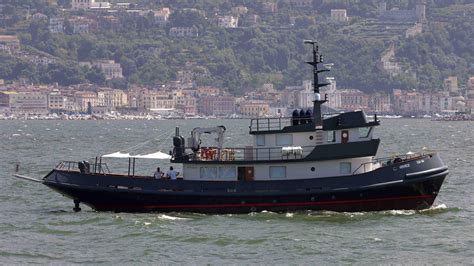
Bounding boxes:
1 1 473 92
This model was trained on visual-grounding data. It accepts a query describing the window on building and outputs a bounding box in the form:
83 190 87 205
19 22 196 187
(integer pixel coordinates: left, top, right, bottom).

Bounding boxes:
219 166 236 179
340 162 351 175
270 166 286 178
327 131 336 142
276 134 293 146
200 167 217 179
256 135 265 146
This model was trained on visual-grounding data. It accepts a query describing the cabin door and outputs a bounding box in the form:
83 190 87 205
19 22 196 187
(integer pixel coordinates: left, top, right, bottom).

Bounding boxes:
238 167 254 181
341 130 349 144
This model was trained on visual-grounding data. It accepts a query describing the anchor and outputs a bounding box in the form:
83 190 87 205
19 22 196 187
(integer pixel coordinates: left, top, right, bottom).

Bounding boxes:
73 199 81 212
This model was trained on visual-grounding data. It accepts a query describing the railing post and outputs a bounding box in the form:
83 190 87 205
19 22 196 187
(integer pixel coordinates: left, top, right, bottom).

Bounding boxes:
268 118 270 130
257 119 259 131
279 117 281 130
268 148 271 160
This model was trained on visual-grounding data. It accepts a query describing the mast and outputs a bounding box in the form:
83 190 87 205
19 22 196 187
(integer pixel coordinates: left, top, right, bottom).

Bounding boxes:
304 40 329 129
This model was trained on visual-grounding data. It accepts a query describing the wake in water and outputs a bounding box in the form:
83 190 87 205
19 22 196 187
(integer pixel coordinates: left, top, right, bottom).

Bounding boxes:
239 204 455 221
156 214 190 221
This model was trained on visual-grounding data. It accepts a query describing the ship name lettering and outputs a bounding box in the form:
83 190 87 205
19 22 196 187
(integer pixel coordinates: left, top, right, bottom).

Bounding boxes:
399 164 410 169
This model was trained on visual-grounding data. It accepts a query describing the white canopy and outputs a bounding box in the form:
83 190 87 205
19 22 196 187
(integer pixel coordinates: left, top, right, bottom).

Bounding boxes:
101 151 171 160
133 151 171 159
102 152 131 158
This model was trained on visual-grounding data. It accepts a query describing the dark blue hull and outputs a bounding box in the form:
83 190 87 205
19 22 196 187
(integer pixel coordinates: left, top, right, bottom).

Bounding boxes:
43 154 448 214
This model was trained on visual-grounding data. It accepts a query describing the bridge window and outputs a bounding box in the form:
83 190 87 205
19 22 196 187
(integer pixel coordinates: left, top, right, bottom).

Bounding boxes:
219 166 236 179
256 135 265 146
340 162 351 175
327 131 336 142
276 134 293 146
270 166 287 178
200 167 217 179
359 127 372 138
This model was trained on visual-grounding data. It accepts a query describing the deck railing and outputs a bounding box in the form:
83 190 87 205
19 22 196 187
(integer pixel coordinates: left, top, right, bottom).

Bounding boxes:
249 117 312 132
249 113 378 133
55 160 110 174
351 152 431 175
186 145 315 162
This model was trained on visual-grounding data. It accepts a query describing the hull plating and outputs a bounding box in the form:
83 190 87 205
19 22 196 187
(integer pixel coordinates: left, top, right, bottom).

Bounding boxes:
43 154 447 214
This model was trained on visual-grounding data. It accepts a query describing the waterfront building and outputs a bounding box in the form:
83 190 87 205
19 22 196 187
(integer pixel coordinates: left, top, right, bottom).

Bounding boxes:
369 92 392 114
183 96 197 115
198 96 235 116
339 89 370 112
295 80 314 109
48 90 75 112
1 91 48 115
138 90 174 111
97 89 128 107
239 100 270 117
75 91 98 112
320 79 342 110
281 86 300 108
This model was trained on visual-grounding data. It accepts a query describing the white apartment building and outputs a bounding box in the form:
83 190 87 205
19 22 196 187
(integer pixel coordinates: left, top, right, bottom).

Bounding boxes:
6 92 48 115
93 60 123 80
218 16 239 28
331 9 349 22
71 0 110 10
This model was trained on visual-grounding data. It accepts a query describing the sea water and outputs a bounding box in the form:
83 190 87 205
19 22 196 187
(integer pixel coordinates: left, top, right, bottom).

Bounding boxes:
0 119 472 264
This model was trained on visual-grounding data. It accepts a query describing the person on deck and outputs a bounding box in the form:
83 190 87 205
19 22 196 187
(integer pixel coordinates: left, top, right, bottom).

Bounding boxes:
166 166 178 180
154 167 163 179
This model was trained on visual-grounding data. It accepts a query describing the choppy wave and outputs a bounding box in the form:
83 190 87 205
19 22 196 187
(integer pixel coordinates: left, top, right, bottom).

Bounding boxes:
156 214 190 221
0 119 472 264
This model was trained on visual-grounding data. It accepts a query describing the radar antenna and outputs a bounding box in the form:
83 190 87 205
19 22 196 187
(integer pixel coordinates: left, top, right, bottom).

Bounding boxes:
304 40 330 128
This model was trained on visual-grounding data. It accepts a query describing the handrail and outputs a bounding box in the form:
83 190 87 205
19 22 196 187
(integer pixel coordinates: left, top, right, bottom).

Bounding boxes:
55 160 110 174
185 145 316 162
249 117 313 132
249 113 377 132
351 152 432 175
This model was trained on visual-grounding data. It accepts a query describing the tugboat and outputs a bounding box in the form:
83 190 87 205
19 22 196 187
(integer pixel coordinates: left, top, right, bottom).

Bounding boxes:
14 41 448 213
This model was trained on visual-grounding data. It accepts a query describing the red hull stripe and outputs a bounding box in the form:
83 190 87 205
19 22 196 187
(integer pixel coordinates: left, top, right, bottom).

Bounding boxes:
133 195 434 210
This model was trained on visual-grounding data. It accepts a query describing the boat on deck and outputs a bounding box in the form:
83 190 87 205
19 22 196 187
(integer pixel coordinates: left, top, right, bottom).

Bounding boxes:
14 42 448 213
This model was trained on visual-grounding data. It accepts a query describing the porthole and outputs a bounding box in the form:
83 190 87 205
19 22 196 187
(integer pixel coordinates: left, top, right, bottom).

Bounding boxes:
311 167 315 172
309 136 314 140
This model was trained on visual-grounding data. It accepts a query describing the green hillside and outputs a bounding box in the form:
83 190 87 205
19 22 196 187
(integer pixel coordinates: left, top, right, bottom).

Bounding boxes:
0 0 473 93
